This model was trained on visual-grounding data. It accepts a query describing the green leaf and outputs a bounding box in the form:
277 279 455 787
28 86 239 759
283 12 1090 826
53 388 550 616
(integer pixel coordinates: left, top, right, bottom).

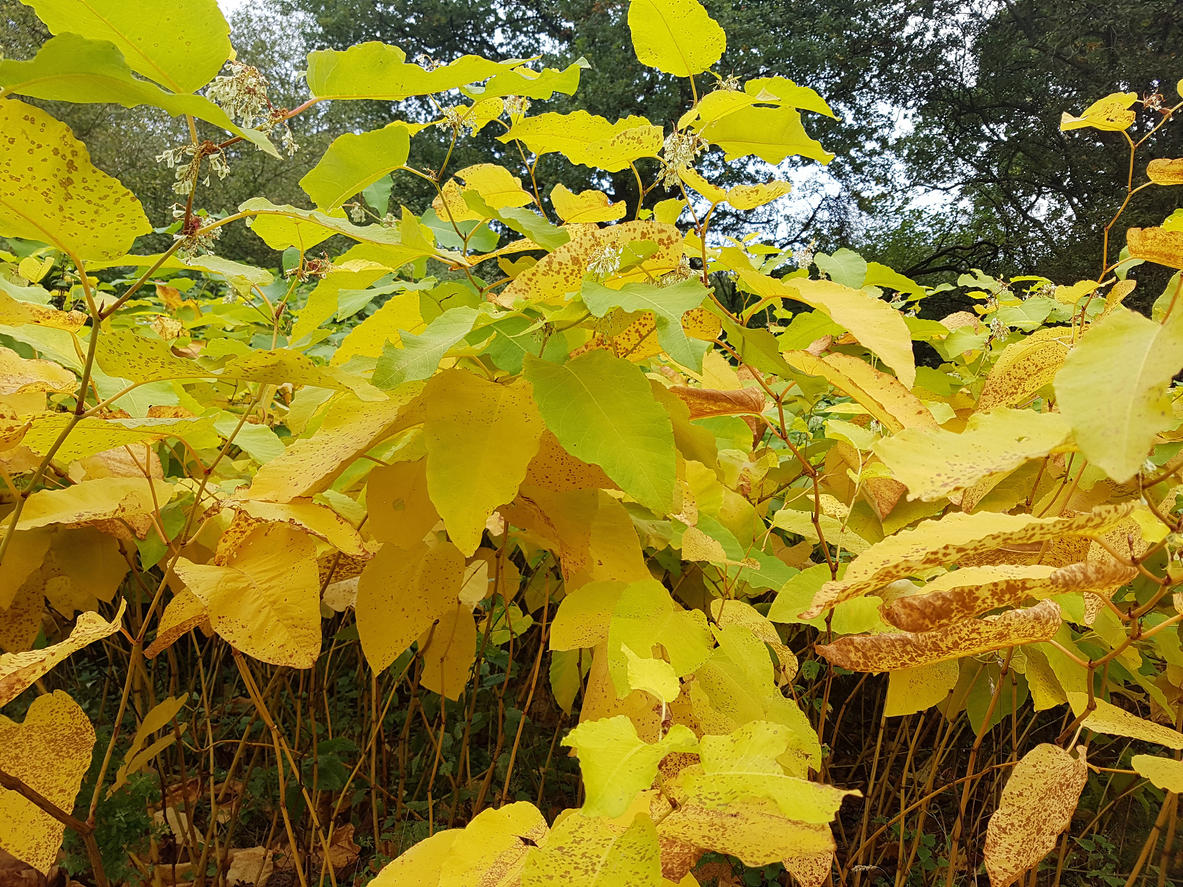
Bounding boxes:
627 0 725 77
374 307 479 388
299 124 412 211
21 0 230 93
0 99 150 261
1054 307 1183 482
0 34 263 146
307 43 506 100
423 371 545 555
524 351 676 514
521 812 661 887
563 715 698 817
581 278 709 369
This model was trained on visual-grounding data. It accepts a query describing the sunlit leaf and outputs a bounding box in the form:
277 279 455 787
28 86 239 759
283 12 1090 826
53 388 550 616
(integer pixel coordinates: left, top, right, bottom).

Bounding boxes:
564 715 698 817
550 184 626 224
1054 307 1183 482
627 0 725 76
503 112 663 172
21 0 230 92
522 811 662 887
0 99 150 261
438 801 549 887
1060 92 1137 132
300 124 412 211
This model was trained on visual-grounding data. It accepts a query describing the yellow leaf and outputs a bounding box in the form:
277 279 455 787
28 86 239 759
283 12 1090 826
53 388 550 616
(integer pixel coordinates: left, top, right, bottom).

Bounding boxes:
366 460 440 548
656 795 835 868
173 525 321 668
356 538 464 672
17 256 51 284
0 530 51 610
883 659 960 717
1147 158 1183 186
331 291 423 365
0 99 150 261
627 0 725 76
22 0 230 93
977 326 1072 411
710 599 797 682
433 163 533 224
551 580 626 652
874 408 1071 502
623 645 681 703
0 288 85 330
438 801 549 887
1054 306 1183 481
781 351 934 434
109 695 188 796
245 389 422 503
418 604 477 701
1126 226 1183 268
17 476 173 530
984 744 1088 887
550 183 626 224
1069 695 1183 748
1060 92 1137 132
143 590 207 660
723 180 793 211
1131 754 1183 792
0 601 125 707
424 371 545 555
803 503 1132 616
564 716 698 817
0 691 95 872
735 270 915 388
522 811 662 887
816 600 1062 672
230 499 369 558
370 829 458 887
503 112 663 172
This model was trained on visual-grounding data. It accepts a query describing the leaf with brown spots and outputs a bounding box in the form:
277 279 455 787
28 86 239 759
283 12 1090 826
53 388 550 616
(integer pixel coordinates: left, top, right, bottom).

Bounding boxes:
0 602 126 707
881 559 1134 632
1127 226 1183 268
355 537 464 673
365 459 440 547
0 99 150 261
438 801 549 887
816 600 1062 672
984 744 1087 887
173 525 322 668
874 408 1071 502
977 326 1073 411
521 811 662 887
0 692 95 872
418 604 477 701
802 503 1131 617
